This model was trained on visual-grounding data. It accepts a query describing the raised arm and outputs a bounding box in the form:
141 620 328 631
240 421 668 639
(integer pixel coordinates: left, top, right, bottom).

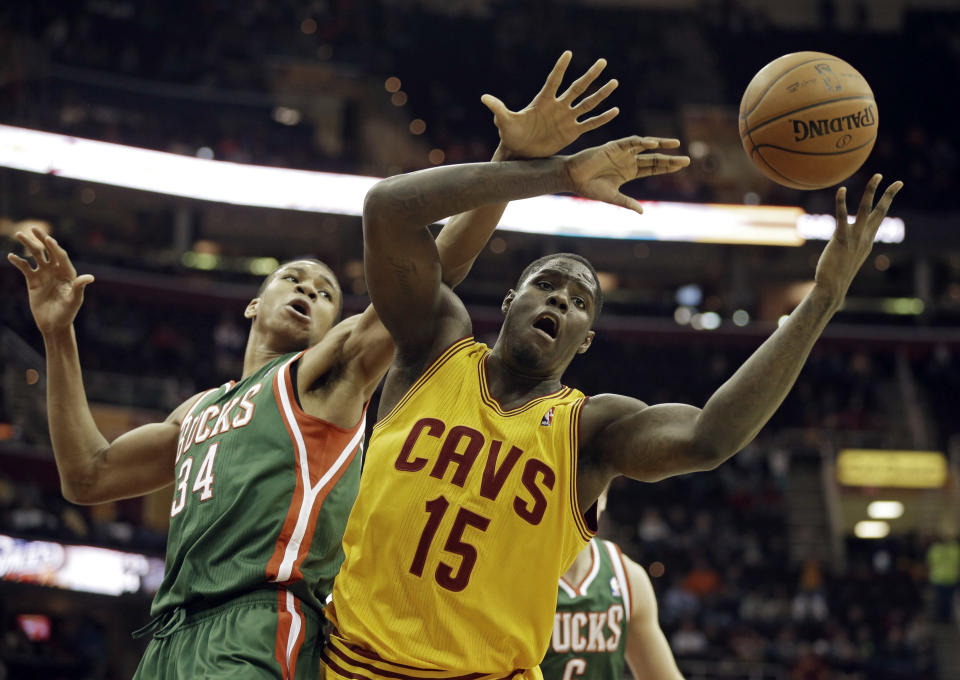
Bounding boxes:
437 51 620 287
579 175 903 497
363 137 689 361
8 228 186 504
622 555 685 680
306 52 625 396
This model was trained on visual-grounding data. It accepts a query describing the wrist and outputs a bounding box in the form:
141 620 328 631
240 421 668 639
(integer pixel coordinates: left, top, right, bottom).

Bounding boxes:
42 325 76 347
808 283 845 315
491 143 517 162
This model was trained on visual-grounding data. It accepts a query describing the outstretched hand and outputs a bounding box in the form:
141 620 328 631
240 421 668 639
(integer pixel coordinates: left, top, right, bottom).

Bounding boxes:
563 136 690 213
7 227 94 336
481 51 620 159
814 174 904 304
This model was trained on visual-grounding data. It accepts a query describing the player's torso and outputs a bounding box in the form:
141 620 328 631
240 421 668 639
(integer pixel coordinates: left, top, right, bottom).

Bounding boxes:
152 352 365 616
541 540 632 680
329 338 594 675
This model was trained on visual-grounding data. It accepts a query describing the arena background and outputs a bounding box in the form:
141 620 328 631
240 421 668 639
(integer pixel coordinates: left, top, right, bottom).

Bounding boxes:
1 1 959 678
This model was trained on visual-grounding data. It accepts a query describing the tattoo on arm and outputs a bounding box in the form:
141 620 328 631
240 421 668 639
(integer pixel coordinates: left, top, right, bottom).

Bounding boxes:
387 256 419 296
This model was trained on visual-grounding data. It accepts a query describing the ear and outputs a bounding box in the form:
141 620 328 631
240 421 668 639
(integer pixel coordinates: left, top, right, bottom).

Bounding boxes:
244 298 260 320
576 329 595 355
501 290 516 316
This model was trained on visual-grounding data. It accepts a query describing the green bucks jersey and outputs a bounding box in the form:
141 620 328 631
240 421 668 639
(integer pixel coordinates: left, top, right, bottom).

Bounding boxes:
540 539 632 680
151 352 365 620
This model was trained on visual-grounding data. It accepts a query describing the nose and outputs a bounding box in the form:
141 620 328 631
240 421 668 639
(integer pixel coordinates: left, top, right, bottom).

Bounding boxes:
296 283 317 301
546 291 568 312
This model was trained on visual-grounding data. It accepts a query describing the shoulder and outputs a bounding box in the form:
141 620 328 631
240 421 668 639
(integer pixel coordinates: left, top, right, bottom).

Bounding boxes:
579 393 649 452
164 390 212 426
618 551 657 620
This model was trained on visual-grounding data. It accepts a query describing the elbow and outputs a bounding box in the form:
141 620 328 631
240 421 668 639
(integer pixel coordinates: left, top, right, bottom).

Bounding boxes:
362 178 398 236
688 436 733 472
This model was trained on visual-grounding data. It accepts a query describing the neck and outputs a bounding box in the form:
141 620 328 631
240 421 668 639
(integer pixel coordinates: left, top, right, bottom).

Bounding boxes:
562 541 594 586
241 328 291 379
484 348 563 408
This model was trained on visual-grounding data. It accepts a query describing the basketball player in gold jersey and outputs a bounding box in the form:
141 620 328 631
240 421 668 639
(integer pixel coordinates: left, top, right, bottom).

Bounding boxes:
7 52 622 679
323 69 903 676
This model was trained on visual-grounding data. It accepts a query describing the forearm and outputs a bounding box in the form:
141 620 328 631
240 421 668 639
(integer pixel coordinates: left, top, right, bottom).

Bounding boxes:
364 155 569 239
435 144 514 288
694 286 840 463
42 327 111 498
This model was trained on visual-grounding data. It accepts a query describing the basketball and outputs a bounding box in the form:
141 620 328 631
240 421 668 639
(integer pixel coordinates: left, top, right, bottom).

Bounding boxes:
739 51 878 190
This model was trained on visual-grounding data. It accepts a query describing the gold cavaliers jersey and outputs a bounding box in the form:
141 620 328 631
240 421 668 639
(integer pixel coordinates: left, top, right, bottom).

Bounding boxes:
325 338 595 679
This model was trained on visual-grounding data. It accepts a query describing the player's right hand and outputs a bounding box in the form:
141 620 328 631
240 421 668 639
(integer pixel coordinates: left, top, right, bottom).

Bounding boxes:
8 226 94 336
563 136 690 214
481 50 620 160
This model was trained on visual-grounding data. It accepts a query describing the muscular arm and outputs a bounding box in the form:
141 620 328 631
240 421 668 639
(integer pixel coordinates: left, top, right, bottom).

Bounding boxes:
581 287 838 487
578 176 902 501
42 326 190 504
622 555 685 680
9 229 189 505
363 157 573 359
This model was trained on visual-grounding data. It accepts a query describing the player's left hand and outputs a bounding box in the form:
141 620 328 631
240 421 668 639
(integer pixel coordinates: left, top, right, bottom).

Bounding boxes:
814 174 904 305
482 51 620 160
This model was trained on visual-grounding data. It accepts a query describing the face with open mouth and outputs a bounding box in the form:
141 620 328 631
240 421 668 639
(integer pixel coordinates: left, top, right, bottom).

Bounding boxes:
246 260 342 352
498 256 598 374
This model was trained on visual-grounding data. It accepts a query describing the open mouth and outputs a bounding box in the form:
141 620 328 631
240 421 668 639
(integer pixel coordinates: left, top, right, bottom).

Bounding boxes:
287 300 311 321
532 315 558 339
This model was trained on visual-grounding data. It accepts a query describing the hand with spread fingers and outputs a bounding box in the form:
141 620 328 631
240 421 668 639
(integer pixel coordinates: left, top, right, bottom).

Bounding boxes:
7 227 94 336
815 174 904 305
563 135 691 213
482 50 621 160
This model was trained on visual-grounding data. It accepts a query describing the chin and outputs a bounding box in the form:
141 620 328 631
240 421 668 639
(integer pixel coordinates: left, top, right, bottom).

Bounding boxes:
510 343 548 371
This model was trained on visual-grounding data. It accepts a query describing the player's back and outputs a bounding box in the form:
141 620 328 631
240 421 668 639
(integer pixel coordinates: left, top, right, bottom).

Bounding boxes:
325 338 594 678
540 539 632 680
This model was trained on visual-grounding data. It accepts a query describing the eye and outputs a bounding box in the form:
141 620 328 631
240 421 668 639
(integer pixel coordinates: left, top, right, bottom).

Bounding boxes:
573 297 586 309
536 280 552 291
320 290 333 301
283 274 298 283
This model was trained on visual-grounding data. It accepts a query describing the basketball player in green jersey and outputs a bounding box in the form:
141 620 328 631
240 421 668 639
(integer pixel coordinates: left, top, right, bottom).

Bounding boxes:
7 52 622 679
542 493 684 680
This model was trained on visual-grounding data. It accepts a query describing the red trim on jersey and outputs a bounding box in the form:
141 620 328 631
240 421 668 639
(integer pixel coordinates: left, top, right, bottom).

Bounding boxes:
477 352 571 416
266 353 366 584
325 633 518 680
568 397 596 542
373 336 474 432
320 650 378 680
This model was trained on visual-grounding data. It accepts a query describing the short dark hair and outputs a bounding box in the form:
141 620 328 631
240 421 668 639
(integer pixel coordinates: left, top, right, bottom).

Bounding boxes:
515 253 604 320
258 258 343 323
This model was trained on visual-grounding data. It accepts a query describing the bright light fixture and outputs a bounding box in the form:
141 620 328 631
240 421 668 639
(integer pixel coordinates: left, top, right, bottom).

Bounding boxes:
867 501 904 519
854 520 890 539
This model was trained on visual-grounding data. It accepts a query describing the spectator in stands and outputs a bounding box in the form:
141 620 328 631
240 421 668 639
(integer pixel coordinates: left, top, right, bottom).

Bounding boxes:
927 529 960 623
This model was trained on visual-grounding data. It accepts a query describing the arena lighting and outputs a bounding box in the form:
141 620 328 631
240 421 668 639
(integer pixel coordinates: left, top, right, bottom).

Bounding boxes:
0 533 164 596
867 501 905 520
854 520 890 539
0 125 904 246
837 449 948 489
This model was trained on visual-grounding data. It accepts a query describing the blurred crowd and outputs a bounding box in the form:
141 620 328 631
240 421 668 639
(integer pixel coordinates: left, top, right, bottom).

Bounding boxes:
1 1 958 209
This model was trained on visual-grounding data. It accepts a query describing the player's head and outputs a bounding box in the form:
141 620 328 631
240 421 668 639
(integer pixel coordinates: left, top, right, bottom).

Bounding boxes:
244 259 343 351
496 253 602 376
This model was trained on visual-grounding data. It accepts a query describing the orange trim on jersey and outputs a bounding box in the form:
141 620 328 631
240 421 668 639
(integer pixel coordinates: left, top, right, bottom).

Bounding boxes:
476 352 571 417
612 542 634 622
275 588 306 679
323 635 524 680
373 336 475 433
568 397 595 542
560 539 598 596
266 353 366 584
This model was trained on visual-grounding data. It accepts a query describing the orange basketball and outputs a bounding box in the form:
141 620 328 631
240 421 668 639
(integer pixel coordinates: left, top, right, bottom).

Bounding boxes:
739 51 878 190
